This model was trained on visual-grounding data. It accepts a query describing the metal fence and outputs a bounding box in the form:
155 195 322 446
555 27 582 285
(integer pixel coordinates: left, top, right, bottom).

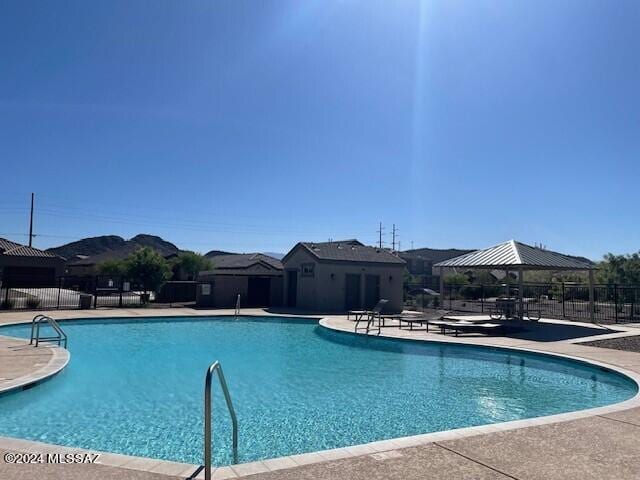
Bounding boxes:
404 282 640 323
0 275 148 311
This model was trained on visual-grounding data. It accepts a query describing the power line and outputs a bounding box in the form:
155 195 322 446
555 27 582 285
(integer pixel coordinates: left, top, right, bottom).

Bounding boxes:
1 194 390 250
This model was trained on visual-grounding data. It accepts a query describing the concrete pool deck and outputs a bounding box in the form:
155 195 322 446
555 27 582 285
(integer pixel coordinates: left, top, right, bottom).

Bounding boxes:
0 335 69 396
1 308 640 480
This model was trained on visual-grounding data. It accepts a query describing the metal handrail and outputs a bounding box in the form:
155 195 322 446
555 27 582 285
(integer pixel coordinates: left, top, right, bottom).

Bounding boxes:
234 294 241 317
30 314 48 343
30 314 67 349
204 361 238 480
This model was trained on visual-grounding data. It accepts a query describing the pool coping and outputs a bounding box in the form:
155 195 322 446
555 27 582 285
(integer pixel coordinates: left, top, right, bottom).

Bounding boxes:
0 311 639 479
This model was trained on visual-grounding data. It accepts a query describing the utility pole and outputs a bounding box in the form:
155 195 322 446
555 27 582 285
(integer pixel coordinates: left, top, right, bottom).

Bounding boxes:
28 192 35 247
376 222 385 248
391 224 398 251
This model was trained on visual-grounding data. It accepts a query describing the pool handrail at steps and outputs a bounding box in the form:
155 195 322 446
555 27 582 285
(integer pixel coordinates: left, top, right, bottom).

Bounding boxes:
234 294 241 317
204 360 238 480
30 314 67 349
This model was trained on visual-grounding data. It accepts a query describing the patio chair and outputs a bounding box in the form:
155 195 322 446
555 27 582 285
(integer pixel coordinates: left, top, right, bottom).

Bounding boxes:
353 299 389 335
426 319 504 337
398 309 452 331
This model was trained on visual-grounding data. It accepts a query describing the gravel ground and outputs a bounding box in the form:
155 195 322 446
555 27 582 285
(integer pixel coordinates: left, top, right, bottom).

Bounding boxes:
581 335 640 352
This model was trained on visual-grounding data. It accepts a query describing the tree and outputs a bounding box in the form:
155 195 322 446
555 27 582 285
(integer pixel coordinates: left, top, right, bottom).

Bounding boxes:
97 259 127 277
172 252 213 280
443 273 470 285
124 247 172 297
596 252 640 285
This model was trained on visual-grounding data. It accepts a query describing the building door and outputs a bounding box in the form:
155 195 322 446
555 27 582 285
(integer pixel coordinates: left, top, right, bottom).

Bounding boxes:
364 274 380 309
287 270 297 307
247 277 271 306
344 274 361 311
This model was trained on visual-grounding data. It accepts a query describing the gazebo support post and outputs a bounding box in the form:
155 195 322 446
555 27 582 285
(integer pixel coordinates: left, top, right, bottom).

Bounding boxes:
439 267 444 306
518 267 524 320
504 269 509 296
588 269 595 323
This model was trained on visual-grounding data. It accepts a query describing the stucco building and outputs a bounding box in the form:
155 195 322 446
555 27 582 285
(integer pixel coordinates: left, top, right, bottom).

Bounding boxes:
197 253 283 308
281 240 405 313
0 238 65 287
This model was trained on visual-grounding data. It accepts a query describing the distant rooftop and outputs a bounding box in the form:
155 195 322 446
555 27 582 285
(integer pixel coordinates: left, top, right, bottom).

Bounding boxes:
199 253 283 278
285 239 405 265
400 247 475 264
209 253 283 270
69 243 178 266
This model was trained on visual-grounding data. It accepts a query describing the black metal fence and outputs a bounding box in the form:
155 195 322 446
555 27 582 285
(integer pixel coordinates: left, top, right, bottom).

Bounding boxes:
0 275 148 311
404 282 640 323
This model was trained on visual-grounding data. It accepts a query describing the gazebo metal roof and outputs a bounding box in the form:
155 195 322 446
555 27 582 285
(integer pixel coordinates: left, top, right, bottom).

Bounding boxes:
434 240 592 271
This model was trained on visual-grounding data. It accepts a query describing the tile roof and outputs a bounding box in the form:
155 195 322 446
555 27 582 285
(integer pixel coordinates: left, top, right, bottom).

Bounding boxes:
0 238 61 258
209 253 283 270
434 240 592 270
0 237 61 259
286 239 405 265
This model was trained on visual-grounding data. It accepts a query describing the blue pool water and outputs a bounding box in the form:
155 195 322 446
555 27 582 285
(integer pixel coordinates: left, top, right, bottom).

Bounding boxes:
0 316 636 465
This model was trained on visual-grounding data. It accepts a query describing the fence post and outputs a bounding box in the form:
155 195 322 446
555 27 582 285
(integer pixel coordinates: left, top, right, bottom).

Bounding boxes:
56 277 62 309
119 276 123 308
481 285 484 313
588 270 595 323
614 284 619 323
561 283 565 318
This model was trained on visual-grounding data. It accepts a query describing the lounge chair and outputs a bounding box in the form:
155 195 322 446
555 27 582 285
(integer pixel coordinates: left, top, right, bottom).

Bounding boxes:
353 299 389 335
426 319 504 336
398 309 451 331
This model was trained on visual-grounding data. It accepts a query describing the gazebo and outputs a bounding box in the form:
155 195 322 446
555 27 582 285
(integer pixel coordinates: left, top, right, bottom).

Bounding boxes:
434 240 595 321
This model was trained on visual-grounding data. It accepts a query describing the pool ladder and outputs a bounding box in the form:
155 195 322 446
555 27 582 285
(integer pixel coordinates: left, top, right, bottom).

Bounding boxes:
204 361 238 480
30 314 67 349
234 294 241 317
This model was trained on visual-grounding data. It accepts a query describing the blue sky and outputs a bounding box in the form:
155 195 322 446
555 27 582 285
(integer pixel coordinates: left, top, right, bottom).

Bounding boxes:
1 1 638 259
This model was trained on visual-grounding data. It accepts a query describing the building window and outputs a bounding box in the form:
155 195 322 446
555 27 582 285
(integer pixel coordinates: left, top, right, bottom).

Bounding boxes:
301 263 315 277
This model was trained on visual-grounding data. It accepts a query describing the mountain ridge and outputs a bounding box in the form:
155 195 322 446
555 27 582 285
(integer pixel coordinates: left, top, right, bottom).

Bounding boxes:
47 234 181 260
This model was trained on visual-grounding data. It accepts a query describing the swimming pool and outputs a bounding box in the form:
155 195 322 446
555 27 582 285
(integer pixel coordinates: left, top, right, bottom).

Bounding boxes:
0 316 636 466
